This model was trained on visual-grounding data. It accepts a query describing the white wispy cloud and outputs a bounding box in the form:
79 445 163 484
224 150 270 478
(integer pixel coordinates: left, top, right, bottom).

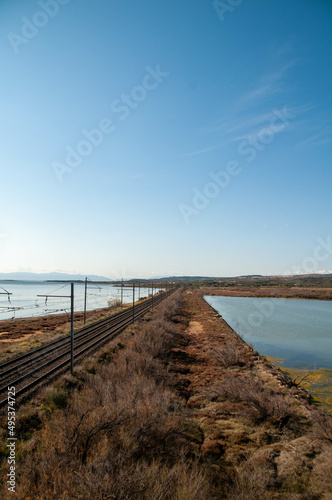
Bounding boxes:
186 62 320 155
227 111 282 134
295 118 332 149
219 103 312 146
238 61 298 108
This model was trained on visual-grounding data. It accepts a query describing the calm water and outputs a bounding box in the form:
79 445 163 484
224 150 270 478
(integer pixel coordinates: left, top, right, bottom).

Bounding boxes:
0 281 157 321
204 296 332 370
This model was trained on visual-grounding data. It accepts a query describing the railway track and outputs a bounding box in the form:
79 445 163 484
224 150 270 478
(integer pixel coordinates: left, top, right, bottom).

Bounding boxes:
0 288 176 409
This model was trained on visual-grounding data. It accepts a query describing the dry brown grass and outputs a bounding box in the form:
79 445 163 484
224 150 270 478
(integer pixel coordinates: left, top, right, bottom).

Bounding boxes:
311 410 332 443
227 449 277 500
205 373 296 428
211 344 245 368
0 290 219 499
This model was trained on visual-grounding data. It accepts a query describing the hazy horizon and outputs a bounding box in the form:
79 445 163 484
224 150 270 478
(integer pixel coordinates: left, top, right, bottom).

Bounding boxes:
1 0 331 278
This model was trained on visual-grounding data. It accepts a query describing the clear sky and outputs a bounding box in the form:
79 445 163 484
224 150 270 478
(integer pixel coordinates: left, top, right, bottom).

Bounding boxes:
1 0 331 279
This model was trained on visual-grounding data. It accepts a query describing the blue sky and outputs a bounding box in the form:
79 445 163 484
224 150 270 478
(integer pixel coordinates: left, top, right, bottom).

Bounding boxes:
1 0 331 278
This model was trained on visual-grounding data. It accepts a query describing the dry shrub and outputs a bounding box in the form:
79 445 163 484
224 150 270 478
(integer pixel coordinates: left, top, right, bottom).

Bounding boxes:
211 344 244 368
227 449 277 500
44 369 183 465
275 438 316 495
17 454 213 500
42 386 69 410
155 290 183 321
14 409 43 441
207 374 295 428
132 317 177 359
104 456 213 500
311 410 332 443
11 367 202 498
107 297 122 309
310 446 332 497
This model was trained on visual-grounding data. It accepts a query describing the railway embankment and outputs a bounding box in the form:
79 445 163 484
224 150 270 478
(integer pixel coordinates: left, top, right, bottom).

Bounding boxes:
0 302 131 363
0 290 174 410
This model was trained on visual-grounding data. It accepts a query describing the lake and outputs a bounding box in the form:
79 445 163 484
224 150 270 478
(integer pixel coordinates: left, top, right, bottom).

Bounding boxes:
204 296 332 370
0 281 157 321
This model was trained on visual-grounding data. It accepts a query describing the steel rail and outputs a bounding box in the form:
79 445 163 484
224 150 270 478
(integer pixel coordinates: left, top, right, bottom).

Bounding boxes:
0 290 171 406
0 294 166 394
0 301 151 395
0 290 169 380
0 294 156 371
0 288 176 408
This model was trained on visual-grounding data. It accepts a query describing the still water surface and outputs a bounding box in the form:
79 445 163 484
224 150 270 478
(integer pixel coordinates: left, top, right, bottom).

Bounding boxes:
204 296 332 370
0 281 156 321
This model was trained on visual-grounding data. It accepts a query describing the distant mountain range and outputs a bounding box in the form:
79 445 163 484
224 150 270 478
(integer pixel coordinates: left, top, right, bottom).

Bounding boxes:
0 272 265 283
1 272 331 283
0 272 112 282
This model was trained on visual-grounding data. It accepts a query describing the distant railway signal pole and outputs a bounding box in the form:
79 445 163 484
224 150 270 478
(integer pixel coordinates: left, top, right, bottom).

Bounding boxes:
83 277 88 324
70 283 74 375
37 283 75 375
133 282 135 324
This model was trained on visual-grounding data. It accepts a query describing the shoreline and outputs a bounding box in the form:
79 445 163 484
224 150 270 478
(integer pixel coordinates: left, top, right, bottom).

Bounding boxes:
199 286 332 301
202 292 332 413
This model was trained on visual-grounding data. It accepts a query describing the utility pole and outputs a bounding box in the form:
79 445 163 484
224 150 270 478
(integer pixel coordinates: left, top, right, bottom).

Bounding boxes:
133 282 135 324
70 283 74 375
83 277 88 324
121 278 123 308
37 283 75 375
151 282 154 311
